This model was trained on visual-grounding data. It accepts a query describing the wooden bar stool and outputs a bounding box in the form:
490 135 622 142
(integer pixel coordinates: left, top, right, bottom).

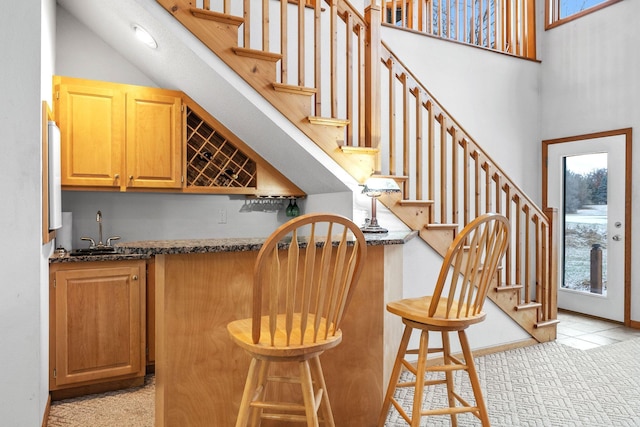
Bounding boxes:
378 213 510 427
227 213 367 427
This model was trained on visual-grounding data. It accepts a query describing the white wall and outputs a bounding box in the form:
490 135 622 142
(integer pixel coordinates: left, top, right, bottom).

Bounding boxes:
62 191 356 249
540 0 639 322
0 0 53 424
56 6 157 87
40 0 57 423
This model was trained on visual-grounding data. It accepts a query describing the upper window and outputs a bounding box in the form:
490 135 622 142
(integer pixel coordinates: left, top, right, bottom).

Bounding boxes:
546 0 623 29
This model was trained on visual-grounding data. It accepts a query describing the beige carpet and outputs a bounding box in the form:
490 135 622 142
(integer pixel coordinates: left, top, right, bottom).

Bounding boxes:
47 375 154 427
48 338 640 426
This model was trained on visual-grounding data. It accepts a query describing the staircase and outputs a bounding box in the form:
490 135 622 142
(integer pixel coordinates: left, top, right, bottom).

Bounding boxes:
157 0 377 184
156 0 558 342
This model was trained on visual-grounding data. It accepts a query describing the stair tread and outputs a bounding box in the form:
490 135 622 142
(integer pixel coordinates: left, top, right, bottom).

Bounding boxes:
232 47 282 62
372 174 409 182
308 116 350 127
515 302 543 311
340 146 379 155
272 82 317 95
399 199 434 206
534 319 560 329
189 8 244 26
425 223 458 230
495 284 524 292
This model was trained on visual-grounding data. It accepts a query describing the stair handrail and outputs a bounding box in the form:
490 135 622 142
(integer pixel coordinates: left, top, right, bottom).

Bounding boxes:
378 40 557 326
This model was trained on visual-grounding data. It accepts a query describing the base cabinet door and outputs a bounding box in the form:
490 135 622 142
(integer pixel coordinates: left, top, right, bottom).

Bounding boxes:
50 261 146 391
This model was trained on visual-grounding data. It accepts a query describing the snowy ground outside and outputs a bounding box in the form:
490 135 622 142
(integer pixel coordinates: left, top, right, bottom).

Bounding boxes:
563 205 607 294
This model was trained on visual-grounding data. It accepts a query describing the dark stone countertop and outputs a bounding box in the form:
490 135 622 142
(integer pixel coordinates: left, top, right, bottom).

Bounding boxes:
49 230 417 263
49 251 151 264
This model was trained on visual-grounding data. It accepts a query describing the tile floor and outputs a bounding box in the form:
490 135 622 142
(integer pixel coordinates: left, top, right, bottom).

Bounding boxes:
556 310 640 350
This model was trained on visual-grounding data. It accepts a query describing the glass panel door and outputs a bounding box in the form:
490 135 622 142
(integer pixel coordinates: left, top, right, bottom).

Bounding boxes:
547 135 626 322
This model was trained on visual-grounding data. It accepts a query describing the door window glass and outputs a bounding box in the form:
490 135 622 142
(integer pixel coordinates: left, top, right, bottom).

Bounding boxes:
562 153 608 294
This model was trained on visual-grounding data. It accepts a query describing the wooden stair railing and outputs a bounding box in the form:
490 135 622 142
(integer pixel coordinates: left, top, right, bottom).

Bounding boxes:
156 0 557 342
380 0 537 60
376 44 558 341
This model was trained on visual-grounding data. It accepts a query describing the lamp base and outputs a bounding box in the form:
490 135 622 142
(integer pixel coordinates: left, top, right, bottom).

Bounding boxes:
360 224 389 233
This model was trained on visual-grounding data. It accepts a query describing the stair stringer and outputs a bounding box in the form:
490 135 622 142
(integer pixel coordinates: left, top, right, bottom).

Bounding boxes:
156 0 376 184
377 191 556 343
488 290 558 342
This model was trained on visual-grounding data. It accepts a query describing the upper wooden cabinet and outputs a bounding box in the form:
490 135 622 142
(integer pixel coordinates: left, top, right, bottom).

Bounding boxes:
53 76 305 197
54 76 183 191
126 88 182 189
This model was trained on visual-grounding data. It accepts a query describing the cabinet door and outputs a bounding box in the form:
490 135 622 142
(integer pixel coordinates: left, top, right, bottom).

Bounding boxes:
56 80 124 188
126 88 183 189
52 263 145 387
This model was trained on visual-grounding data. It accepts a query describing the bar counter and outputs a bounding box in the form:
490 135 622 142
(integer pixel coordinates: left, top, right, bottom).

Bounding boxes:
116 231 416 427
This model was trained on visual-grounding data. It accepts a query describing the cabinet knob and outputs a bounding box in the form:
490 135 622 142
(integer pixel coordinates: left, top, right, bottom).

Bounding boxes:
114 174 119 180
132 275 138 281
129 175 134 181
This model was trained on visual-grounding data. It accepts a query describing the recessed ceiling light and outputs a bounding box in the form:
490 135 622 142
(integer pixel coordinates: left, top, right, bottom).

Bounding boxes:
133 25 157 49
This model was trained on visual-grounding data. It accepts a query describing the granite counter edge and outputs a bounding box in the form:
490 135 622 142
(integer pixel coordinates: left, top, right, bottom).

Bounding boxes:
50 230 417 263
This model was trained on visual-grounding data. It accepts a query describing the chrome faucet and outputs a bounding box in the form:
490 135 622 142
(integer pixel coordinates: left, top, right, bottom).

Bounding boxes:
97 210 103 246
80 210 120 249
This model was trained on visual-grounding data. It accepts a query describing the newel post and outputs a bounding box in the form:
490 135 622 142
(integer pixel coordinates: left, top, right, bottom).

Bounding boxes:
544 207 558 321
364 2 381 170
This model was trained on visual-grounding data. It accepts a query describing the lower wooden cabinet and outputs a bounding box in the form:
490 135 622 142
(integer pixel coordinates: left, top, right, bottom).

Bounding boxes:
49 260 146 398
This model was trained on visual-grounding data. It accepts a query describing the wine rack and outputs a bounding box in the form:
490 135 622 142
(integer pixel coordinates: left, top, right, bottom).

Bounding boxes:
186 107 257 189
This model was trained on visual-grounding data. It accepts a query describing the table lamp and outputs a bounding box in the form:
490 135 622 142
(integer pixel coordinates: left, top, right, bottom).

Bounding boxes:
361 177 401 233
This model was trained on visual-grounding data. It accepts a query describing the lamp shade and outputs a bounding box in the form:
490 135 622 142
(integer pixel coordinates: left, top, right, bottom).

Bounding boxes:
361 177 401 196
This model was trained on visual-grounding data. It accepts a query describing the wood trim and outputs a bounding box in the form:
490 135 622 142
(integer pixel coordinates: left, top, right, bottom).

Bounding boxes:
50 376 145 401
41 394 51 427
625 129 633 327
42 101 56 245
542 128 633 327
545 0 623 30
